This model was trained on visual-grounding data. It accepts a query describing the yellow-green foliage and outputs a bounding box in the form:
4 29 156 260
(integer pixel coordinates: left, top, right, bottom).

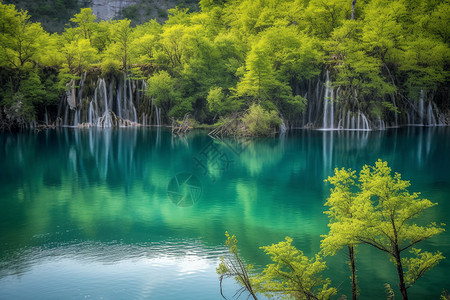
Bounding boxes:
241 103 281 137
402 248 444 287
219 160 445 299
217 233 336 300
1 0 449 124
255 237 337 300
358 160 445 253
217 232 258 300
321 168 362 256
322 160 445 299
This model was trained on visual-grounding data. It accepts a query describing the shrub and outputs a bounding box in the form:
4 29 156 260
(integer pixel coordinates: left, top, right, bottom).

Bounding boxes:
241 103 281 136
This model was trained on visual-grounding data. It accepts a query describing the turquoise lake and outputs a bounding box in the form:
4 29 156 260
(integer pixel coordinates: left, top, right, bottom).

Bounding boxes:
0 127 449 299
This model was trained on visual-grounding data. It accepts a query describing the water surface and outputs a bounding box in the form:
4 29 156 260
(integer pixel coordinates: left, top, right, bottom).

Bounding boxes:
0 127 449 299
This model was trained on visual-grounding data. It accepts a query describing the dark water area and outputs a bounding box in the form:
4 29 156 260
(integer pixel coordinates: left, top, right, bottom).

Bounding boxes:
0 127 449 299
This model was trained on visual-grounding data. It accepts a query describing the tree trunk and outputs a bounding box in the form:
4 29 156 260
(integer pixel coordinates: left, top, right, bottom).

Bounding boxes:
348 245 358 300
394 245 408 300
351 0 357 20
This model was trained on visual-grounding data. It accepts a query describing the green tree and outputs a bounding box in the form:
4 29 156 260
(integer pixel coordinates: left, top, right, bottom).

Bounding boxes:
217 231 259 300
361 1 405 64
178 26 243 122
254 237 337 300
258 27 323 83
321 168 367 300
61 38 98 75
304 0 351 38
207 86 241 117
241 103 281 137
236 42 276 102
322 161 446 300
110 19 134 71
70 8 97 42
422 2 450 44
131 20 162 65
0 4 48 70
91 20 113 52
131 33 158 65
356 160 445 300
234 34 307 124
399 36 449 96
327 20 396 112
0 3 60 126
146 70 184 121
38 33 64 68
217 233 336 300
158 24 187 69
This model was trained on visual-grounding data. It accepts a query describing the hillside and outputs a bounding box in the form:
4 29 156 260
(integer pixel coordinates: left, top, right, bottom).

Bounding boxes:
4 0 198 32
1 0 448 131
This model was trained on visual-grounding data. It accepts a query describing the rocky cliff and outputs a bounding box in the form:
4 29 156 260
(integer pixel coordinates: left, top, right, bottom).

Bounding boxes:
91 0 139 20
6 0 198 32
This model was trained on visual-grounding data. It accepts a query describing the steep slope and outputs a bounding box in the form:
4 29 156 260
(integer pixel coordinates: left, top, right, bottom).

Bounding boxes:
5 0 198 32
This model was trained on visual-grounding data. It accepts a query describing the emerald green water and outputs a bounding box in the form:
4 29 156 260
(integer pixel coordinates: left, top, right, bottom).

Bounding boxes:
0 127 449 299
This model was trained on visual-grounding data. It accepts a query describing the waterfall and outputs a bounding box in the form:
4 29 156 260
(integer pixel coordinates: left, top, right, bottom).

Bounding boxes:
59 75 144 127
74 109 79 126
297 70 450 130
44 107 48 125
392 95 398 127
322 71 334 129
55 72 447 130
100 78 108 114
64 105 69 125
66 79 76 110
88 101 95 124
280 122 287 134
330 91 334 129
150 96 160 126
427 101 437 126
323 83 328 128
405 89 443 126
117 80 123 119
155 107 161 127
359 111 370 130
418 89 424 124
336 111 370 131
128 77 137 123
377 116 386 130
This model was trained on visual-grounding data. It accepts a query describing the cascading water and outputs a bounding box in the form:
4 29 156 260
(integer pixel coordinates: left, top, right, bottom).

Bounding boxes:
44 107 49 125
427 102 437 125
58 75 163 128
54 71 447 130
280 122 287 134
418 89 425 123
156 106 161 127
336 111 370 130
299 70 448 131
406 89 444 126
392 95 398 127
322 71 334 129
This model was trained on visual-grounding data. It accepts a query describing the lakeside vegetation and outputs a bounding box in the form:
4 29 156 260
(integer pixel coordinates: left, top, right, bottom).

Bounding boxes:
0 0 449 132
218 160 446 300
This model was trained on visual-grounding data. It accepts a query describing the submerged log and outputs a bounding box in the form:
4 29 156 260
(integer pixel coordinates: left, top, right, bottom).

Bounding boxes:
172 114 192 135
208 113 245 137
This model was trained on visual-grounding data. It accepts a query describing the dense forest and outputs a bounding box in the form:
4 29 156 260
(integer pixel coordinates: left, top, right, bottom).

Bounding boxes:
0 0 449 133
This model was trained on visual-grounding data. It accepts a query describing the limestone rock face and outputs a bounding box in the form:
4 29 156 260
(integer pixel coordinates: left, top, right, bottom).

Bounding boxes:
91 0 138 20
